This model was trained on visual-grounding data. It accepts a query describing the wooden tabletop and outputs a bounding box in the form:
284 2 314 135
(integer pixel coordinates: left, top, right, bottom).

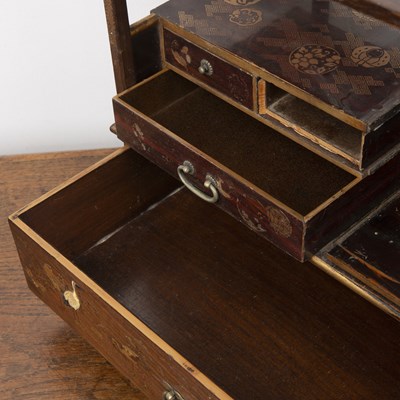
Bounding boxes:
0 149 146 400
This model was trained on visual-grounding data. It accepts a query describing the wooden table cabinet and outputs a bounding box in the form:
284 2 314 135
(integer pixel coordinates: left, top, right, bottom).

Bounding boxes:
8 1 400 399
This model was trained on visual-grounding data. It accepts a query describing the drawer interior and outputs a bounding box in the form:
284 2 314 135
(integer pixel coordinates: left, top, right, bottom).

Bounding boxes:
17 148 400 400
119 71 356 217
258 80 400 169
261 81 362 163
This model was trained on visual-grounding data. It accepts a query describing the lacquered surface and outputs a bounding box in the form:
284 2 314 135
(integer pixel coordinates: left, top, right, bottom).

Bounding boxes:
153 0 400 127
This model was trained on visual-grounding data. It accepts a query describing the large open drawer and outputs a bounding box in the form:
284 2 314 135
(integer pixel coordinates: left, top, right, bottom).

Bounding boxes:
113 70 400 261
9 148 400 400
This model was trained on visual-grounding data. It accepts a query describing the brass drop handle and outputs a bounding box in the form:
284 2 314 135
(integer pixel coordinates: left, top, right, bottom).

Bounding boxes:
177 161 219 204
63 281 80 310
198 59 213 76
163 389 184 400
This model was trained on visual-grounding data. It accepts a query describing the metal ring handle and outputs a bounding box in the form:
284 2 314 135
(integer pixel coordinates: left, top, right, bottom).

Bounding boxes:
177 161 219 204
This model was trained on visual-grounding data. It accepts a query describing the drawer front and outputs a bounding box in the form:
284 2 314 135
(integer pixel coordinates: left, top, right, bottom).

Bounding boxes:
163 29 254 110
113 99 304 261
11 222 221 400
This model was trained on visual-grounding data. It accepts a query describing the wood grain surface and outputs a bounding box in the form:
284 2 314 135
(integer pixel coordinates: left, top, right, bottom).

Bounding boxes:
0 149 146 400
104 0 136 92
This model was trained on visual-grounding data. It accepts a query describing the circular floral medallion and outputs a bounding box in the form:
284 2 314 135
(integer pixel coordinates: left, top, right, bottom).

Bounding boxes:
289 45 341 75
229 8 262 26
351 46 391 68
265 207 292 238
225 0 261 5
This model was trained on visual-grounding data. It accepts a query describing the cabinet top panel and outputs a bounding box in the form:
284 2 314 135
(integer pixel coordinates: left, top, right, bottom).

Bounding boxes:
153 0 400 130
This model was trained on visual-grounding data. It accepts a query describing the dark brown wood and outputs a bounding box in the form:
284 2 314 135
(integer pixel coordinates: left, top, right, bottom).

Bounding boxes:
264 83 362 164
163 29 254 109
306 153 400 255
0 149 146 400
113 70 400 261
319 192 400 314
362 114 400 168
10 224 220 400
260 78 400 171
130 15 163 84
260 80 400 172
20 149 179 259
104 0 136 92
335 0 400 27
9 149 400 399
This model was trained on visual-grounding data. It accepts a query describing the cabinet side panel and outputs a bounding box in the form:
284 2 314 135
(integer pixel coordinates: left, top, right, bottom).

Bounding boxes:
130 16 163 84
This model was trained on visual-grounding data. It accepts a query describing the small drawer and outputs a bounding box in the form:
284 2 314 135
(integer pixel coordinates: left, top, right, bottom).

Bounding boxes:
258 79 400 172
113 70 400 261
163 29 253 109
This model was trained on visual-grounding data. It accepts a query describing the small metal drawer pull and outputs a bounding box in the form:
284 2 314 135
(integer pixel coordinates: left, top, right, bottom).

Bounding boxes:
163 389 184 400
198 59 213 76
63 281 80 310
177 161 219 204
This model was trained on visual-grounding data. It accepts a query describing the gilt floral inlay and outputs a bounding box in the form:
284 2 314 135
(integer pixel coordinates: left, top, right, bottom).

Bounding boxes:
289 45 341 75
265 207 292 238
229 9 262 26
171 40 192 69
236 203 267 233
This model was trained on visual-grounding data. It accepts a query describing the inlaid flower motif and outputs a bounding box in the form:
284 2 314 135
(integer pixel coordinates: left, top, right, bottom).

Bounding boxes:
289 45 341 75
229 8 262 26
265 207 292 238
170 40 191 69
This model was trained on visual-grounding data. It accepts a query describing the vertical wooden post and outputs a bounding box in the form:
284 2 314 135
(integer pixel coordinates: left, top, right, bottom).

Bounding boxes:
104 0 136 92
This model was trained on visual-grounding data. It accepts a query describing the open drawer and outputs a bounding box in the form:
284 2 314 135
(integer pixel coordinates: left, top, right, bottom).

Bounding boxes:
9 148 400 400
113 70 400 261
258 79 400 171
